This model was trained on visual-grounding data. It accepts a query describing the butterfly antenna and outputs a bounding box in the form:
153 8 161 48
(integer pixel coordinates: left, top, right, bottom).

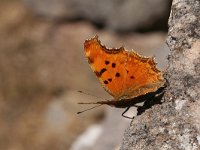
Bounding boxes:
77 104 103 114
77 90 109 101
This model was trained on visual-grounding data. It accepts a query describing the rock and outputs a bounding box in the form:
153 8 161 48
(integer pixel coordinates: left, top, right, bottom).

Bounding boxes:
120 0 200 149
24 0 172 31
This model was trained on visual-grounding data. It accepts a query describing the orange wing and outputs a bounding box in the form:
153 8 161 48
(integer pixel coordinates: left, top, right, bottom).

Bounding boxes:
84 36 164 100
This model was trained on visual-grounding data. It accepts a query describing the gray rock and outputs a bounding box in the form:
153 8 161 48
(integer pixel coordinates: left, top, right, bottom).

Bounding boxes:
24 0 171 31
120 0 200 149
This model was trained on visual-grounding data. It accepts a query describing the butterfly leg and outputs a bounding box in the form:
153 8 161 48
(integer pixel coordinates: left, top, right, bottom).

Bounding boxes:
121 107 135 119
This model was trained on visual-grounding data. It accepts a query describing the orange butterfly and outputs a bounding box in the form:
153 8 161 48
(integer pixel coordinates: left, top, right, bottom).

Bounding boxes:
78 36 165 118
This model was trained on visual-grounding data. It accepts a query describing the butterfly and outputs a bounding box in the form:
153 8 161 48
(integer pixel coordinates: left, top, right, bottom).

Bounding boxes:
78 36 165 118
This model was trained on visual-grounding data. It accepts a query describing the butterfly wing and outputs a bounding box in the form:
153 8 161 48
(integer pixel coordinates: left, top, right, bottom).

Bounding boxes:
84 36 128 100
123 52 164 99
84 36 164 100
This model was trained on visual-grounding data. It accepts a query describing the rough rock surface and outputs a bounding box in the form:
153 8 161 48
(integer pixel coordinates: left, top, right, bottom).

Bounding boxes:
120 0 200 149
24 0 171 31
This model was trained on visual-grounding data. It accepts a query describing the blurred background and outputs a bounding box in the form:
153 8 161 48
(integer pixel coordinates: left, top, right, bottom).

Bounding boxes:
0 0 172 149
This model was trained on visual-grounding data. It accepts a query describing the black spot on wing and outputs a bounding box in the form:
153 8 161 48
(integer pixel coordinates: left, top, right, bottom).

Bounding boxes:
104 80 108 84
105 60 110 65
99 68 107 76
94 68 107 77
115 72 120 77
108 78 112 82
112 63 116 68
130 76 135 79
